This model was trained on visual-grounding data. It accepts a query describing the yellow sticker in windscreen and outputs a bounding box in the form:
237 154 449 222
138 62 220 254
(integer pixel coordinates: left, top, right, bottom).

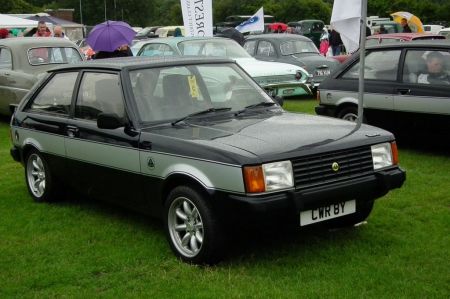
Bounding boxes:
188 75 199 98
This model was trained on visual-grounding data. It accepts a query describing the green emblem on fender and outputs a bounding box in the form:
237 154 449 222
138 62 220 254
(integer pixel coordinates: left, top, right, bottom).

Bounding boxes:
147 157 155 169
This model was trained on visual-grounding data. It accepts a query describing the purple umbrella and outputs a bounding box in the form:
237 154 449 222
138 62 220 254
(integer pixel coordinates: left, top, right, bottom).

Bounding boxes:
86 20 136 52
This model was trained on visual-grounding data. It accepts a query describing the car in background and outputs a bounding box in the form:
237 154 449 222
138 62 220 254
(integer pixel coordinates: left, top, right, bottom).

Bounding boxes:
316 40 450 136
287 20 324 48
75 38 95 60
439 28 450 38
424 24 445 34
134 26 161 39
332 33 446 64
243 34 339 90
369 21 402 35
155 26 185 37
10 56 405 264
0 37 83 115
136 37 313 97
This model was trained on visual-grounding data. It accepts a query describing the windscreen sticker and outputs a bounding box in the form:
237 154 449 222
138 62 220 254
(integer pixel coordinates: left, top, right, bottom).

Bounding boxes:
188 75 199 98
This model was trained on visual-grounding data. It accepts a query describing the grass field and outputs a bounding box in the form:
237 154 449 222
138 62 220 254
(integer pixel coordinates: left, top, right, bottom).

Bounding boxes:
1 100 449 298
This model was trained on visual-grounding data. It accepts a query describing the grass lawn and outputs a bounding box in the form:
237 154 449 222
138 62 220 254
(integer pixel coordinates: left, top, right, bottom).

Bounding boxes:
1 101 449 298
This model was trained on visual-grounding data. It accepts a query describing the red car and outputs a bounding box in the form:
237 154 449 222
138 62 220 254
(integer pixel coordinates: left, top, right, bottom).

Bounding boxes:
267 22 288 33
332 33 446 63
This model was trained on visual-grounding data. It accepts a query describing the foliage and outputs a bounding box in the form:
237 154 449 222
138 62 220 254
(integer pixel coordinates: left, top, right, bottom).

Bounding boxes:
1 0 449 27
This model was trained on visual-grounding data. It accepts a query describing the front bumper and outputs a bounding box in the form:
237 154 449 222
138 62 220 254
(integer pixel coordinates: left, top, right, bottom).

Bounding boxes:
315 104 337 117
213 167 405 222
262 82 312 97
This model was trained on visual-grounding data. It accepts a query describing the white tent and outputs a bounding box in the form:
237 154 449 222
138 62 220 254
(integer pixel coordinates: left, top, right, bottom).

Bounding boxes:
0 14 39 28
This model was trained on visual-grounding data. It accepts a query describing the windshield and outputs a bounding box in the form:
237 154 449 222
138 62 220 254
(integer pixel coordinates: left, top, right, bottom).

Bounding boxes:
177 39 251 58
129 63 273 123
280 40 319 55
27 47 82 65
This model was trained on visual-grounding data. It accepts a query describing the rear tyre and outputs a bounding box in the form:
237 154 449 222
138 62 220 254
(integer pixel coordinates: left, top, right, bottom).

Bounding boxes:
164 185 224 265
337 106 358 122
25 149 58 202
326 200 374 229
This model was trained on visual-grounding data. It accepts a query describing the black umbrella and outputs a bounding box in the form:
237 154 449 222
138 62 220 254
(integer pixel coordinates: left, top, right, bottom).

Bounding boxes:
214 27 245 45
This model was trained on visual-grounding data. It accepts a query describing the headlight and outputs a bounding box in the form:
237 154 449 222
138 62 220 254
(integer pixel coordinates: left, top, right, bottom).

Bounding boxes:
243 161 293 193
371 142 398 170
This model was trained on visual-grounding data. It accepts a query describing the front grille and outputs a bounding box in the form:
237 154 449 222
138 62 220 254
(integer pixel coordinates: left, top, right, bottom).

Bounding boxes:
255 75 295 85
292 146 374 189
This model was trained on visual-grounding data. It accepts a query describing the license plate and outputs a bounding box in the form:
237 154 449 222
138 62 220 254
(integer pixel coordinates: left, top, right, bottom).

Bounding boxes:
300 200 356 226
315 69 330 76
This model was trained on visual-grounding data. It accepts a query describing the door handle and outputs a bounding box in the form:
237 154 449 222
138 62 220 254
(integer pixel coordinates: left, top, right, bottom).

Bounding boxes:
397 88 410 95
66 125 79 137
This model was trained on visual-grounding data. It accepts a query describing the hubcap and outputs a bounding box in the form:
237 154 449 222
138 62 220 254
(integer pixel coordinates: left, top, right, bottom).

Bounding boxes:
26 154 46 198
168 197 204 257
343 113 357 122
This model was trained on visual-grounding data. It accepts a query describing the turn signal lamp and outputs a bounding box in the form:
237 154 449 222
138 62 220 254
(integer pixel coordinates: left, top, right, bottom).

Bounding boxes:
243 166 265 193
391 141 399 165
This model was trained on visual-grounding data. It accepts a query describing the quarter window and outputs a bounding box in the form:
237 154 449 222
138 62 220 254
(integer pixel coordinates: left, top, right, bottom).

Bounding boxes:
342 50 401 81
139 43 175 57
28 72 78 115
243 40 257 55
0 47 12 70
75 73 125 120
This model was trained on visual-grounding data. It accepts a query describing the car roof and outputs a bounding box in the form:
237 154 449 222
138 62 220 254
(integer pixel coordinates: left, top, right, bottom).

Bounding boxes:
0 37 77 48
246 34 312 42
366 39 450 50
367 33 445 40
48 56 234 72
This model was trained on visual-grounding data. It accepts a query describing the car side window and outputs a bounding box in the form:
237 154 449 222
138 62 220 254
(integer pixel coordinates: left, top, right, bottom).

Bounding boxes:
28 72 78 115
0 47 12 70
256 41 275 57
403 50 450 85
140 44 174 57
75 72 125 121
243 40 257 55
342 50 401 81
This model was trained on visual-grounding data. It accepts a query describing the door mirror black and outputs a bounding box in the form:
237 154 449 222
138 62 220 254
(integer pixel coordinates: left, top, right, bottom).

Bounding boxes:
97 113 125 129
273 95 284 107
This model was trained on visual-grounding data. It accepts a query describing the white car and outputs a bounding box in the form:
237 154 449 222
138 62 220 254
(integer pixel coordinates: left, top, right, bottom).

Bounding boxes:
438 27 450 38
424 24 445 34
135 37 313 97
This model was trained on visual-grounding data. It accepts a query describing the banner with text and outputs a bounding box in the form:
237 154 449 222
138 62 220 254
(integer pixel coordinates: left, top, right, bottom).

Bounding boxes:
180 0 213 37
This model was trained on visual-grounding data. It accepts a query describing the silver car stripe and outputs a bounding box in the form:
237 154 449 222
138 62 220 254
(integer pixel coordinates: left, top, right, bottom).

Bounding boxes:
13 127 66 156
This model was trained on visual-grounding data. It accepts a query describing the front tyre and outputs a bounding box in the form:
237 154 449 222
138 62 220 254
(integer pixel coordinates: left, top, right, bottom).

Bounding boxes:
337 106 358 122
165 185 224 265
25 149 58 202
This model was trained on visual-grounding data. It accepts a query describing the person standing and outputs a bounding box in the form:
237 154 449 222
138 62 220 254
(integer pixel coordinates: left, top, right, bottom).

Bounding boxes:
53 25 69 39
33 20 51 37
329 28 343 56
401 18 412 33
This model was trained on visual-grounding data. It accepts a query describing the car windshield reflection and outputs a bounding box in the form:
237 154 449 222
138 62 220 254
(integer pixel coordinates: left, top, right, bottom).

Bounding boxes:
177 39 251 59
129 63 274 123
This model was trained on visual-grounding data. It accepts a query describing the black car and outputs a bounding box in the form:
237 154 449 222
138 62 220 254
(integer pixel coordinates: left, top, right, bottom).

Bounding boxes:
10 56 405 264
316 40 450 136
243 34 339 89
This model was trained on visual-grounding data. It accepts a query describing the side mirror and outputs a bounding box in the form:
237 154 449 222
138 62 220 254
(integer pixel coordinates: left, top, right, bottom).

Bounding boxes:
273 95 284 107
97 113 125 130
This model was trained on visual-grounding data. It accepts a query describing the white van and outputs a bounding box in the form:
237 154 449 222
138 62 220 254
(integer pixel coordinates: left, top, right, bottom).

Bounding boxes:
424 24 445 34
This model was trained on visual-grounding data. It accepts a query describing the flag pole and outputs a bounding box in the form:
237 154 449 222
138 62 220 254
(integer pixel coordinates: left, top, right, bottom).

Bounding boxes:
356 0 367 129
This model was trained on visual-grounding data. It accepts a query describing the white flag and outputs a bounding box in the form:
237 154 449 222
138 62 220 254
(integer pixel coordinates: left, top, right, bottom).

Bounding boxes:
180 0 213 37
330 0 361 53
235 7 265 33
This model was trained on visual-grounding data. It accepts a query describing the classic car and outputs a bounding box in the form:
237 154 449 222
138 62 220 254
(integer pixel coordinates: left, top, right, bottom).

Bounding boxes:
439 28 450 38
0 37 83 115
243 34 339 89
136 37 313 97
366 33 445 47
286 20 325 48
10 56 405 264
316 40 450 136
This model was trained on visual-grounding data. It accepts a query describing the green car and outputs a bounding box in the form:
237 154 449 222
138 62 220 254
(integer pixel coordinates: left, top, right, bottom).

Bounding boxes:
287 19 325 48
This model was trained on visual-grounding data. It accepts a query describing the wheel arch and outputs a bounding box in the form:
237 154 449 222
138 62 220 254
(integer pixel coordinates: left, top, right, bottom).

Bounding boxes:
161 172 211 206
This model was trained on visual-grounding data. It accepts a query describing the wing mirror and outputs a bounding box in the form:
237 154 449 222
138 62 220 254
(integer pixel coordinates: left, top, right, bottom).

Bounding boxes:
97 113 125 130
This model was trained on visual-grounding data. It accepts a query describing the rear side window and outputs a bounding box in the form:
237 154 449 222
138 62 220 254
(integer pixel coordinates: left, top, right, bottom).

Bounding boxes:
75 72 125 121
256 41 275 57
139 43 174 57
0 47 12 70
403 50 450 85
28 72 78 115
342 50 401 81
243 40 257 55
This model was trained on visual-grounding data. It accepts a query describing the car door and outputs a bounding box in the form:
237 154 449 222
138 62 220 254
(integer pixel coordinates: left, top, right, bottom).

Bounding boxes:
65 71 144 209
332 49 401 129
394 48 450 134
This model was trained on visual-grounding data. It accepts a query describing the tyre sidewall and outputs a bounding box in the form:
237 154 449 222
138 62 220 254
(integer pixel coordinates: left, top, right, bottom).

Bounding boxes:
25 150 54 202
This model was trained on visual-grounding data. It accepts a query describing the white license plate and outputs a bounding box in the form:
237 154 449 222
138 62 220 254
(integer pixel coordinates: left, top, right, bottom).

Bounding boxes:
315 69 330 76
300 200 356 226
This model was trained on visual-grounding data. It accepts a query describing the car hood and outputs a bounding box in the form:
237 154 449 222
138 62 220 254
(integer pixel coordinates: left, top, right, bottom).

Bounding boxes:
290 53 339 70
142 112 392 163
235 58 303 76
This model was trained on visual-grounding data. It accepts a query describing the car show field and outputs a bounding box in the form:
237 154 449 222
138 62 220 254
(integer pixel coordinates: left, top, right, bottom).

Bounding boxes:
1 99 448 297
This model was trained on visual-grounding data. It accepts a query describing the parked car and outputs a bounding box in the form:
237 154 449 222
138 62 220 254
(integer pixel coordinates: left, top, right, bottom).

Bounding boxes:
136 37 313 97
423 24 445 34
75 38 95 60
369 21 402 35
316 40 450 135
10 56 405 264
332 33 446 64
154 26 185 37
243 34 339 90
0 37 83 115
287 20 324 48
134 26 161 39
439 28 450 38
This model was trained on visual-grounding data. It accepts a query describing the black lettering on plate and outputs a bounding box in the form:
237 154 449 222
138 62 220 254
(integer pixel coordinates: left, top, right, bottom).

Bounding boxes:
340 202 345 213
325 206 331 217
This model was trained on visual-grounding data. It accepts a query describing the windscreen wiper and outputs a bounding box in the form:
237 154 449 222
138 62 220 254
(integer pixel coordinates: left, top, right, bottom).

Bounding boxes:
171 107 232 126
235 101 277 116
